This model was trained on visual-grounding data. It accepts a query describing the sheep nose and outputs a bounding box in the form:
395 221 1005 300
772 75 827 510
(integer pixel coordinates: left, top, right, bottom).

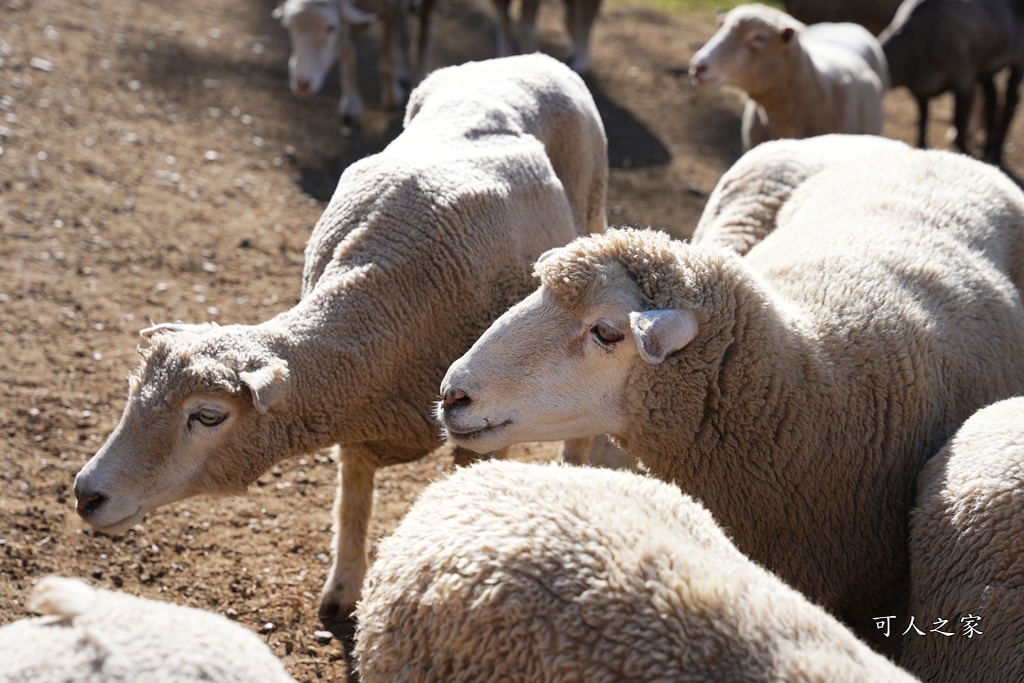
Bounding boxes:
295 78 311 96
75 488 107 518
690 63 707 81
441 387 471 413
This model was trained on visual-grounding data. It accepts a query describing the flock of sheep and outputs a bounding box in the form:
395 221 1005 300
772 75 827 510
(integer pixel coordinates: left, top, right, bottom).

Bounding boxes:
3 0 1024 681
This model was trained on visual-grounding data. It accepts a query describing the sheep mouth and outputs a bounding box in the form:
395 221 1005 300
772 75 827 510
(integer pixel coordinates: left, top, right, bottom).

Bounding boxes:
446 419 512 442
83 505 146 537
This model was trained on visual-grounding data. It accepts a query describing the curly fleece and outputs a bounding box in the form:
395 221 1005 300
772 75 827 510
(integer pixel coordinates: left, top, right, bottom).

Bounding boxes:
354 460 920 683
537 147 1024 650
901 396 1024 682
0 577 295 683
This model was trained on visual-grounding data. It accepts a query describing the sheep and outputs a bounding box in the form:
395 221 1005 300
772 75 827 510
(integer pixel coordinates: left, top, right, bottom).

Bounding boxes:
899 396 1024 682
783 0 903 35
878 0 1024 165
0 576 296 683
492 0 602 74
689 4 888 152
73 53 608 630
691 133 910 255
354 460 921 683
273 0 436 122
437 145 1024 652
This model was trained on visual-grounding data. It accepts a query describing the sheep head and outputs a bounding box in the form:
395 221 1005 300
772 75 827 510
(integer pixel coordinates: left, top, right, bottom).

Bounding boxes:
74 322 292 535
689 4 801 94
437 229 703 455
273 0 375 97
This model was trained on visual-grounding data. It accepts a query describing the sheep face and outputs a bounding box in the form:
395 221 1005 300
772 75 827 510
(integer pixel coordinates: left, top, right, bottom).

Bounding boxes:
438 259 698 454
74 324 291 535
689 5 799 94
279 1 341 97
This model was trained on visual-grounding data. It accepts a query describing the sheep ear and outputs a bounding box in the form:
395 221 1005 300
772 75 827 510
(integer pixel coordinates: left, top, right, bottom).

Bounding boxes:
239 361 291 414
535 247 561 268
140 322 213 339
628 309 698 364
781 27 795 43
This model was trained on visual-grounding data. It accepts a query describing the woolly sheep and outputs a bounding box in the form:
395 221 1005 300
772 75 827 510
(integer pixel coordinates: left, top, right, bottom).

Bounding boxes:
689 4 888 151
878 0 1024 164
73 54 608 629
492 0 603 74
0 576 295 683
783 0 903 35
273 0 436 121
900 396 1024 681
691 133 910 255
438 145 1024 651
354 460 921 683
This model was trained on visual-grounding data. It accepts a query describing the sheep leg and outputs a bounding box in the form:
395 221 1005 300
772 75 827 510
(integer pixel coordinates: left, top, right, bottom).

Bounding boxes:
337 22 363 124
520 0 540 54
985 67 1022 166
414 0 436 83
557 435 595 465
379 0 412 110
319 445 376 628
915 94 929 149
952 86 975 155
565 0 601 74
492 0 515 57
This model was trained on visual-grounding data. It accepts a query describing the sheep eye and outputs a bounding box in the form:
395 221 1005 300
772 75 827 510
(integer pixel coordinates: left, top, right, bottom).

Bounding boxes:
191 407 227 427
591 322 624 346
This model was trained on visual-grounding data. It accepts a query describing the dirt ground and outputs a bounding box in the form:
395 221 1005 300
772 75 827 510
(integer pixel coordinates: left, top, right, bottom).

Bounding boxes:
2 0 1022 679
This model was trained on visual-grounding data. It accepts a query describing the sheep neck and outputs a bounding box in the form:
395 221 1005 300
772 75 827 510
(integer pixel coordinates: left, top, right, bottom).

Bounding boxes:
743 47 826 139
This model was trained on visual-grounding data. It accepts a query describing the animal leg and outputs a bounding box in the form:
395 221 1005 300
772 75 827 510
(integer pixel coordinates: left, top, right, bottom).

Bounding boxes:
915 94 929 149
557 435 595 465
337 21 363 123
319 445 376 628
520 0 540 54
952 86 975 155
985 67 1022 165
414 0 436 83
492 0 515 57
565 0 601 74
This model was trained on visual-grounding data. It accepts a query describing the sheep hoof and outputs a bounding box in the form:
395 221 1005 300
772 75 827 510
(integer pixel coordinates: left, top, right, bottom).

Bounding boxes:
318 595 357 636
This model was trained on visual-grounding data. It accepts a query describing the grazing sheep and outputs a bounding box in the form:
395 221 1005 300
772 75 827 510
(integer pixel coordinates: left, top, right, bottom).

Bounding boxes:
689 4 888 151
73 54 608 629
783 0 903 35
438 146 1024 651
273 0 436 121
900 396 1024 682
492 0 603 74
878 0 1024 165
355 460 921 683
692 133 910 255
0 576 296 683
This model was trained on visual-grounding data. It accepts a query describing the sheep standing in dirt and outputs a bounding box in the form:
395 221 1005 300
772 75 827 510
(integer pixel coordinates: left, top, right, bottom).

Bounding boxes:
878 0 1024 165
692 133 909 254
274 0 436 121
900 396 1024 682
0 576 295 683
493 0 603 74
438 146 1024 651
689 3 888 151
73 54 607 629
355 460 921 683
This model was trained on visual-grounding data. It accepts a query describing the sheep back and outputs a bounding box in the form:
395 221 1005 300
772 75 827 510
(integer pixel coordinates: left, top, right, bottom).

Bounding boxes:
354 460 920 683
901 396 1024 682
0 577 296 683
691 134 909 253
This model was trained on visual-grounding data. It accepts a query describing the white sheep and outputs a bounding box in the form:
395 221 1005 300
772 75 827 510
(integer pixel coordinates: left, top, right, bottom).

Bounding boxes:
692 133 910 255
878 0 1024 165
73 54 608 629
900 396 1024 682
273 0 435 121
354 460 921 683
0 576 295 683
492 0 603 74
438 145 1024 652
689 3 888 151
